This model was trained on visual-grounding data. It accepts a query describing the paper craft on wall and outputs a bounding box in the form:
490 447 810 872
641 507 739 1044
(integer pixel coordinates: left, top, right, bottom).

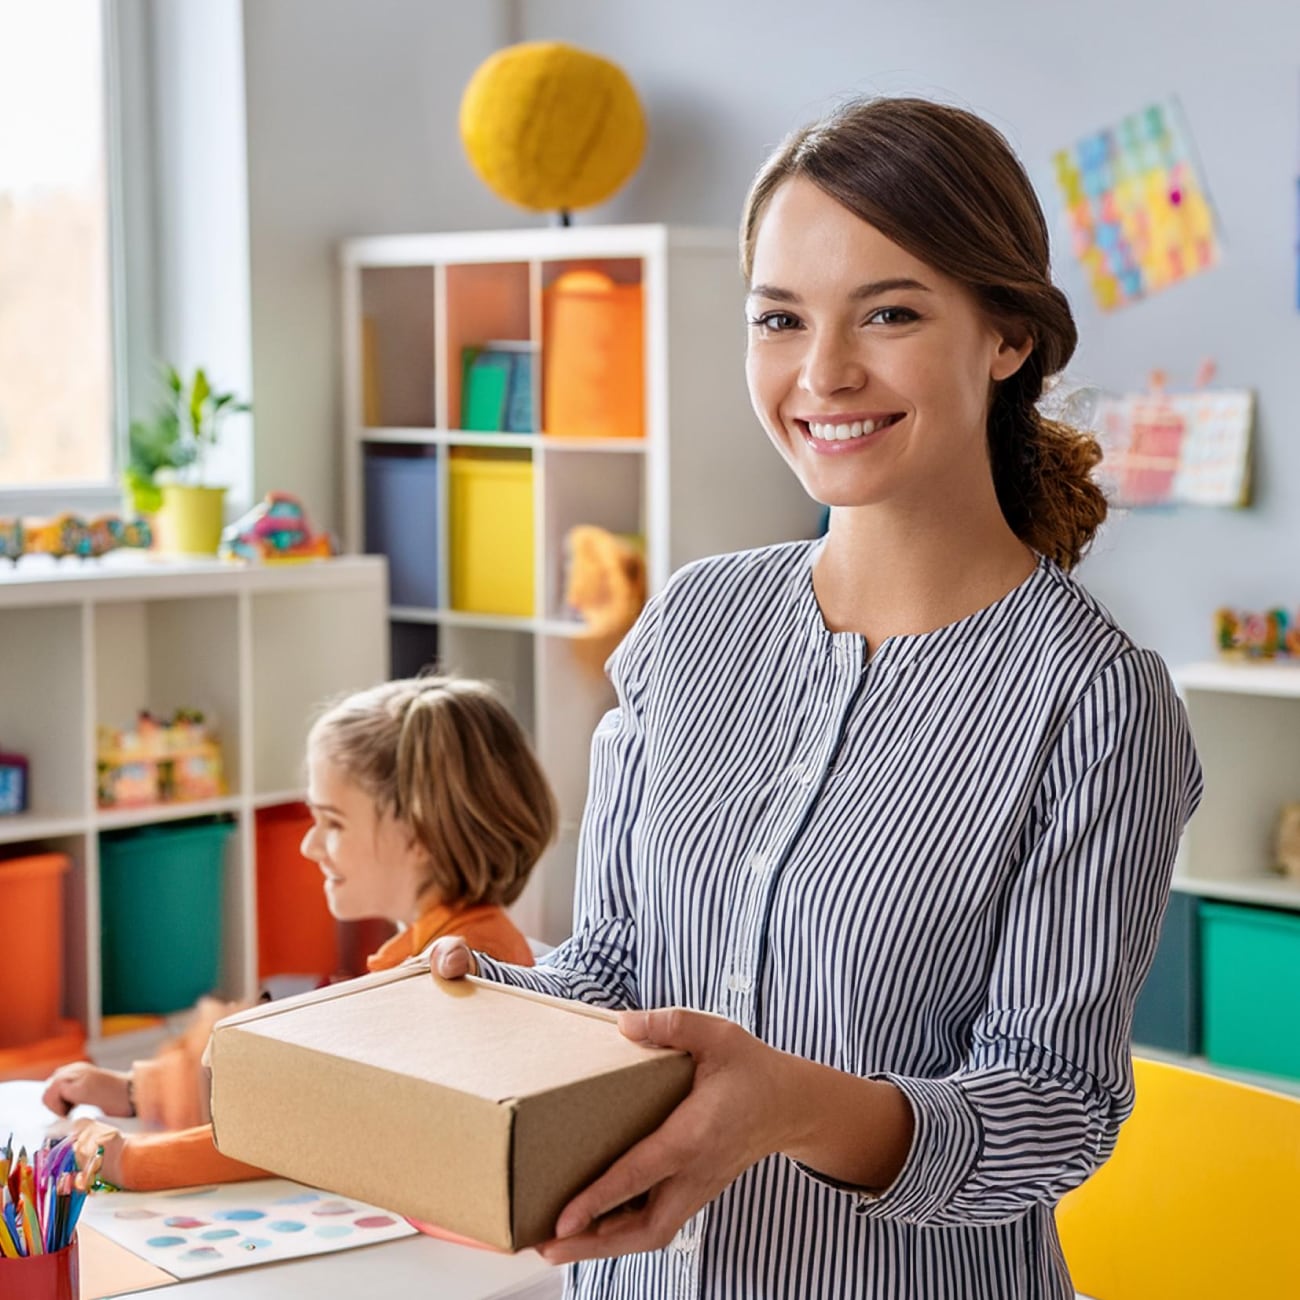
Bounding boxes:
1053 99 1221 311
1092 370 1252 508
79 1178 417 1280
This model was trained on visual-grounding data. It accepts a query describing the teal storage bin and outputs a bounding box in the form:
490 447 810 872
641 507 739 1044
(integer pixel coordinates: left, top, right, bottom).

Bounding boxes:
1200 900 1300 1082
100 818 233 1015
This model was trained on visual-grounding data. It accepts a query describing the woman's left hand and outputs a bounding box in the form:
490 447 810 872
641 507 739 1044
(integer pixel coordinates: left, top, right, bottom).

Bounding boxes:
536 1007 799 1265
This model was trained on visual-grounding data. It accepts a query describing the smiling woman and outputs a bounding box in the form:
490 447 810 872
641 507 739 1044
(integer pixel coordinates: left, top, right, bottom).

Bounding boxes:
431 96 1202 1300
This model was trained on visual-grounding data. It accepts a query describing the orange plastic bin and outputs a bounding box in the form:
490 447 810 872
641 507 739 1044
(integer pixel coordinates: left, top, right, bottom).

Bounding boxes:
256 804 338 978
543 269 645 440
0 852 69 1048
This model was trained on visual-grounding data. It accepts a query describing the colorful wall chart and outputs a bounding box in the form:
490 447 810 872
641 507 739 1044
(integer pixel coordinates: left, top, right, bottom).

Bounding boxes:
1053 100 1221 311
79 1178 416 1279
1092 388 1253 508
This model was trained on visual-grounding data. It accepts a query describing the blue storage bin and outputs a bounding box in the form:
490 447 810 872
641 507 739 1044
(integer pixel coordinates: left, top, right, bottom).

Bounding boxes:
363 449 439 608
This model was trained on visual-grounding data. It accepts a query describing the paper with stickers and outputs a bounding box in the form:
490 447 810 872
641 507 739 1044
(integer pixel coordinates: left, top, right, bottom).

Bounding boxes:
79 1177 416 1278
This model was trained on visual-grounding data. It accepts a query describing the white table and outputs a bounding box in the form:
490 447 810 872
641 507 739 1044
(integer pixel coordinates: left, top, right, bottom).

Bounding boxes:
0 1081 560 1299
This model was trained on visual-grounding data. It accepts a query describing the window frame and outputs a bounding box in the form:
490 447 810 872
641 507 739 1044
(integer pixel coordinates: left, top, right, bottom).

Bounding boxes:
0 0 154 520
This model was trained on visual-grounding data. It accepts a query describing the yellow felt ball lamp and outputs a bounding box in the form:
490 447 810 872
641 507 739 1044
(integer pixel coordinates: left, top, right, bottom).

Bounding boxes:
460 42 646 221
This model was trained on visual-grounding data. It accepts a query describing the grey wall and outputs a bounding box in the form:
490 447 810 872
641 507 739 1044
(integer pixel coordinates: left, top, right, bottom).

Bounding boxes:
510 0 1300 669
240 0 517 534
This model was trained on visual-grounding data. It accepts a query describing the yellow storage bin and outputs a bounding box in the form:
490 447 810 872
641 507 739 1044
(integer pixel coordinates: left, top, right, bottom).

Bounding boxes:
449 451 535 616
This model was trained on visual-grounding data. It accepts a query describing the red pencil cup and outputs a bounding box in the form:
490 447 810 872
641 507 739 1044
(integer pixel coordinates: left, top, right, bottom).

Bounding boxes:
0 1235 80 1299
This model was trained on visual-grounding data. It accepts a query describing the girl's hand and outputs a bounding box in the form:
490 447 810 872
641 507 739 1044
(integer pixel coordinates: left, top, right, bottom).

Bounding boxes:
428 935 479 980
535 1008 802 1265
42 1063 132 1117
67 1118 127 1188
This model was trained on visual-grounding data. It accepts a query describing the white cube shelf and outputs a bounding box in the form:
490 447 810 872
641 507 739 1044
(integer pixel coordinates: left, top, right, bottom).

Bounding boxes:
0 556 389 1045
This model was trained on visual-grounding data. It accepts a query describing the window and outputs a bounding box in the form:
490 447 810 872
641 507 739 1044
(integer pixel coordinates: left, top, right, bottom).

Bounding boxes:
0 0 117 496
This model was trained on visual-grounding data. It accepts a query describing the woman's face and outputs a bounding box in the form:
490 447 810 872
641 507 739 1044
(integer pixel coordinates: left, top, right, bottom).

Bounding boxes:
744 176 1030 511
300 746 430 923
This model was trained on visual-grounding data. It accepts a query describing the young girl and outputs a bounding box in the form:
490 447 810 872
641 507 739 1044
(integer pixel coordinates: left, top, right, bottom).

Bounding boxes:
431 97 1203 1300
43 674 557 1190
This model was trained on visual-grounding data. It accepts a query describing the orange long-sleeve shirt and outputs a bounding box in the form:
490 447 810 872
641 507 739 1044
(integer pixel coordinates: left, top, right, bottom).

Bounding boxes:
115 901 534 1192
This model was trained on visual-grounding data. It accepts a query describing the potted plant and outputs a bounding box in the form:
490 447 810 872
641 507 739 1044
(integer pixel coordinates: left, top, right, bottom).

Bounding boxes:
126 365 250 555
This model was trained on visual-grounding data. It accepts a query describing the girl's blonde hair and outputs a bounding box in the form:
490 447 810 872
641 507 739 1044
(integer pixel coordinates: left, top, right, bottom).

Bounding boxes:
741 96 1107 571
308 676 557 907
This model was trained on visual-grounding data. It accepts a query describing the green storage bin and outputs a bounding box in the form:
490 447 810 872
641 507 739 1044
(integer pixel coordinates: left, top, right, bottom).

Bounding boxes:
100 818 233 1014
1200 900 1300 1082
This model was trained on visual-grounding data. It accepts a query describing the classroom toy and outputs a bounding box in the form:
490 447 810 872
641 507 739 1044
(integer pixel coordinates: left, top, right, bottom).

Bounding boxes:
217 492 334 563
460 41 645 221
1215 606 1300 660
0 513 152 562
0 750 29 815
1272 803 1300 881
1053 99 1220 311
564 524 646 671
97 711 225 809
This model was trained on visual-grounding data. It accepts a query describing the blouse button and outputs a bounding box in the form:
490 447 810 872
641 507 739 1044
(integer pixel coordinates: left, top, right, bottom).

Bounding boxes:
727 972 753 994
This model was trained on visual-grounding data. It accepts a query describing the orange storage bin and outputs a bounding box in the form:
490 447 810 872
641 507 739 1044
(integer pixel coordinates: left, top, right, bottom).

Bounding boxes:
256 804 339 978
0 1019 85 1082
543 269 645 439
0 852 68 1048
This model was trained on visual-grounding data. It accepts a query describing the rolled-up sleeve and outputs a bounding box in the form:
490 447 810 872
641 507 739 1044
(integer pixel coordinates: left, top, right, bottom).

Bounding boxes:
474 592 663 1009
804 648 1203 1226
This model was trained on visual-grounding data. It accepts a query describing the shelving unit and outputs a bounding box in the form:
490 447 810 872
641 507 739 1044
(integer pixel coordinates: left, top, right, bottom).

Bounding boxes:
1132 659 1300 1085
0 556 388 1052
341 224 822 944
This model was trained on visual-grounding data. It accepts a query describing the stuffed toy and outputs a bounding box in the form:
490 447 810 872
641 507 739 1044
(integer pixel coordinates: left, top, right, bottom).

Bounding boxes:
564 525 646 674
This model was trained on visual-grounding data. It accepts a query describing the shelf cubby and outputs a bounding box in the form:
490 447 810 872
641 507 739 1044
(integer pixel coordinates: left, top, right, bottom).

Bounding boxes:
540 446 644 624
359 265 437 428
444 261 532 431
0 604 86 822
94 595 243 795
438 623 536 740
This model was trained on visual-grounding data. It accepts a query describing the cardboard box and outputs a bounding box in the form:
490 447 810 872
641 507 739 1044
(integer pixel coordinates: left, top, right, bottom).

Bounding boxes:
209 962 694 1251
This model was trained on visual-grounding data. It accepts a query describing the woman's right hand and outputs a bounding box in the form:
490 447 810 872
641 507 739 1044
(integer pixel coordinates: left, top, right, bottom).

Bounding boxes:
42 1063 133 1118
428 935 479 980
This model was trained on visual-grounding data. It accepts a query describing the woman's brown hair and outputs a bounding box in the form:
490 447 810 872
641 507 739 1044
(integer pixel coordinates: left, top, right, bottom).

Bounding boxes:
741 96 1106 570
308 676 557 907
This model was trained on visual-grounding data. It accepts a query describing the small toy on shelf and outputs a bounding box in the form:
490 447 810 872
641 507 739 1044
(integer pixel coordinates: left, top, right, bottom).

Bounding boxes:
1215 607 1300 660
0 518 22 562
0 512 152 562
218 492 335 563
0 748 29 814
1272 803 1300 882
97 709 226 809
564 524 646 674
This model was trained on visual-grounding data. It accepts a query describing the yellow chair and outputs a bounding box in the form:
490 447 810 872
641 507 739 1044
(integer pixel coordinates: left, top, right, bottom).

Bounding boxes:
1056 1056 1300 1300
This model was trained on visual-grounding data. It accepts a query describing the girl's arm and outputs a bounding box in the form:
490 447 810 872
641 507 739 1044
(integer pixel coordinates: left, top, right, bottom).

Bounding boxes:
70 1119 267 1191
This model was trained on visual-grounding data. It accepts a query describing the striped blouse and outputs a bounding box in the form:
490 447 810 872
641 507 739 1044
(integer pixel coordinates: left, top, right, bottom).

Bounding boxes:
475 539 1203 1300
